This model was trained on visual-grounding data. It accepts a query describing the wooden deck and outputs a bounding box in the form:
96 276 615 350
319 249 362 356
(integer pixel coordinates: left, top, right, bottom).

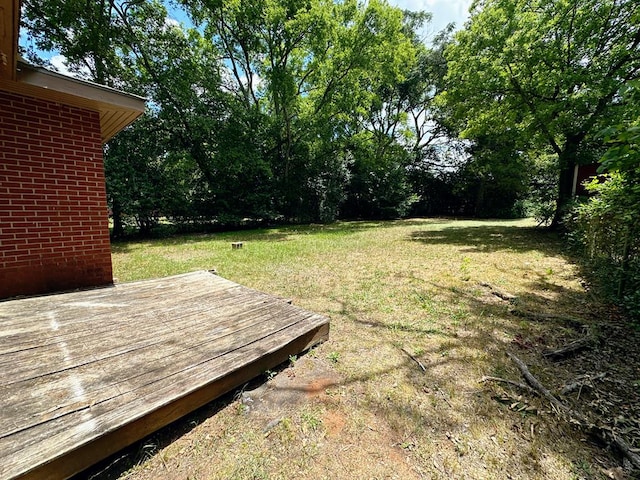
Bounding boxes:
0 271 329 480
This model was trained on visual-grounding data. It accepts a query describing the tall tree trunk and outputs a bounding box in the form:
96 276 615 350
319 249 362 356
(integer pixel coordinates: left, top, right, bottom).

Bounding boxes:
111 198 124 239
551 137 580 229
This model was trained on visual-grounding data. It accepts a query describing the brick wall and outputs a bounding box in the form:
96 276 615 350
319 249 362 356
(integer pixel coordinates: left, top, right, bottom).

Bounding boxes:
0 90 113 298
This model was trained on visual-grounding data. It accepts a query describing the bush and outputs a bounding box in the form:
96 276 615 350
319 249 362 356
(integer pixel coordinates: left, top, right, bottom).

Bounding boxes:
566 173 640 319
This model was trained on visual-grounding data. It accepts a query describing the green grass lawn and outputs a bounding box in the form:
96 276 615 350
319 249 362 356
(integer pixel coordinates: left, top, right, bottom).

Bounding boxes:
107 218 621 480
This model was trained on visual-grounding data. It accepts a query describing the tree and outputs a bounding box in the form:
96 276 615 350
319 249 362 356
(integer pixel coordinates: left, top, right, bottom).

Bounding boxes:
443 0 640 226
182 0 428 221
23 0 274 227
22 0 128 84
104 113 172 236
333 1 425 218
22 0 452 228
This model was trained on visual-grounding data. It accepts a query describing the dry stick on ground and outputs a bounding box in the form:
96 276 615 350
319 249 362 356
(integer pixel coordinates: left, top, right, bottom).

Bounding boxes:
506 352 640 470
543 334 595 360
479 282 518 302
401 347 426 372
560 373 607 396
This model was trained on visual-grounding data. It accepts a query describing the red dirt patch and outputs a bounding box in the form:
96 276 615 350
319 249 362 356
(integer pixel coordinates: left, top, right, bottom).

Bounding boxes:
322 410 346 437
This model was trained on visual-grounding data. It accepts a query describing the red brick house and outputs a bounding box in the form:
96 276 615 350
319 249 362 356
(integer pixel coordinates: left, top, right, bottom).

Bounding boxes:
0 0 145 298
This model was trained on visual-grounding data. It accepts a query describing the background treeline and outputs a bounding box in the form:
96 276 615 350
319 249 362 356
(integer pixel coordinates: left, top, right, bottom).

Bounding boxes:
20 0 545 232
21 0 639 313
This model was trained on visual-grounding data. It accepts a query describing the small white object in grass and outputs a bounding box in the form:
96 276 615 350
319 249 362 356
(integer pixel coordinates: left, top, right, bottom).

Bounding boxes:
231 242 243 249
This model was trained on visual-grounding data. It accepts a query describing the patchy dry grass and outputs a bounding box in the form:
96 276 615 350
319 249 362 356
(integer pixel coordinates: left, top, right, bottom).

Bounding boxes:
91 218 634 479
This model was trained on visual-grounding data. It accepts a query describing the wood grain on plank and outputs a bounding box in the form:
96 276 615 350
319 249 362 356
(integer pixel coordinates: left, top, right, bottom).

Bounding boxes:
0 271 329 480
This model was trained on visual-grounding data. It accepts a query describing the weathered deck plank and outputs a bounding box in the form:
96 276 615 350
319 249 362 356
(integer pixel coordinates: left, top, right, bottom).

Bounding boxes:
0 271 329 480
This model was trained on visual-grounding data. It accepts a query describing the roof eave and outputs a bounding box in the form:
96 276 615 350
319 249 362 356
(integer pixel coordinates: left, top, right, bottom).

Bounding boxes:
0 0 145 141
0 62 146 143
18 62 146 142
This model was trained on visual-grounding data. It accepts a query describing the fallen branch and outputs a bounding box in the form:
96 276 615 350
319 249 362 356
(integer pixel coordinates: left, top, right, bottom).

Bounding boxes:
543 335 594 360
401 347 426 372
479 282 518 302
560 373 607 396
506 352 640 470
507 353 577 414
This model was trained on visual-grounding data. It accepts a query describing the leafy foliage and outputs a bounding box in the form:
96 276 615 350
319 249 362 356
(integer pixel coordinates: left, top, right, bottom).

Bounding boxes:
22 0 461 230
568 80 640 318
599 81 640 176
567 174 640 318
442 0 640 225
27 0 640 234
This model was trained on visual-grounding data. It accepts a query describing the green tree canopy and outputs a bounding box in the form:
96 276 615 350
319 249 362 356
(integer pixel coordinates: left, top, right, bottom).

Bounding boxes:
442 0 640 225
20 0 473 230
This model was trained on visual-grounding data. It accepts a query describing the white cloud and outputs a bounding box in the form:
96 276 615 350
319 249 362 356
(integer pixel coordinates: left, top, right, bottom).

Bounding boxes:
389 0 472 36
49 54 72 75
48 54 92 80
165 17 180 28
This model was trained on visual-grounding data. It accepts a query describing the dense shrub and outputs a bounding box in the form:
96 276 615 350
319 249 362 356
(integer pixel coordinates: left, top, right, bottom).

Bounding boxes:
566 173 640 319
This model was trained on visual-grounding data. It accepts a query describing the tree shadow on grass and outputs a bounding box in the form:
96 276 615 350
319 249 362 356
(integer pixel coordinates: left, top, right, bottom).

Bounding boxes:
73 293 622 480
409 224 564 255
403 223 639 472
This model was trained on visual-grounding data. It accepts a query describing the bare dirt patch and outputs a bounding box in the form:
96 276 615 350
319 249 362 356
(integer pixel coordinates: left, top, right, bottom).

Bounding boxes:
239 356 342 423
